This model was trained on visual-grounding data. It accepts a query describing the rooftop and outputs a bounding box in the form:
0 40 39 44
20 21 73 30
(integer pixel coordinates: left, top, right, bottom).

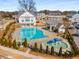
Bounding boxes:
19 11 35 18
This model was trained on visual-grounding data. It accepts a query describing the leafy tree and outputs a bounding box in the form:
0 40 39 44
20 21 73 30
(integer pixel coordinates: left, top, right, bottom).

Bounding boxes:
17 42 21 48
34 43 38 50
46 46 49 54
1 39 5 46
43 10 49 15
50 46 54 55
0 39 2 45
59 47 62 56
8 39 12 47
4 38 8 47
22 39 27 47
0 39 2 44
78 11 79 14
12 40 17 49
39 44 42 52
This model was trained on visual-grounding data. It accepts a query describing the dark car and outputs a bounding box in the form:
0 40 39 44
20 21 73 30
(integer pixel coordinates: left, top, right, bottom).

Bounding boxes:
75 24 79 29
72 33 79 37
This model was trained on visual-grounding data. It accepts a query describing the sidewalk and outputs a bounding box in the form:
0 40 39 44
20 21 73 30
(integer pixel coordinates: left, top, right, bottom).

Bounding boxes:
0 46 47 59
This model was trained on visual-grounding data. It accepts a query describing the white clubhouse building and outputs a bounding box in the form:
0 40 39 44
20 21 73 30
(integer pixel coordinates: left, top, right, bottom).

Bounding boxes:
18 11 36 27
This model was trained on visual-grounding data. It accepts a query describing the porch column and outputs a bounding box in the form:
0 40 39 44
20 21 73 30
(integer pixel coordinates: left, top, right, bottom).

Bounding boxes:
49 25 52 31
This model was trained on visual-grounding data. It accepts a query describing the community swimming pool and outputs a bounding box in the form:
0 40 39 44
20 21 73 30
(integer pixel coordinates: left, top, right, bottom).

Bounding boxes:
20 28 47 41
46 38 68 49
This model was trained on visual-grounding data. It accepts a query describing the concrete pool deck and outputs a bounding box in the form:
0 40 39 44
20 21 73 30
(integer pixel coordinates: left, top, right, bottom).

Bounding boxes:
12 27 71 52
12 27 57 43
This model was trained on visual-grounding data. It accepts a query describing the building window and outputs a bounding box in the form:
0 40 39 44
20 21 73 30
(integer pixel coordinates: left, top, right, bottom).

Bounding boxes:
26 24 30 26
22 20 24 22
25 19 30 21
31 19 33 22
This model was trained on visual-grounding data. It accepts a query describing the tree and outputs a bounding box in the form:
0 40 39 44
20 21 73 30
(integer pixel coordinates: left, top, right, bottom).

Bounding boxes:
34 43 38 50
18 0 36 14
22 39 27 47
62 18 72 39
46 46 49 54
1 39 5 46
17 42 21 48
63 18 70 32
59 47 62 56
50 46 54 55
8 39 12 47
43 10 49 15
4 39 8 47
12 40 17 49
78 11 79 14
39 44 42 52
0 39 3 45
0 39 1 44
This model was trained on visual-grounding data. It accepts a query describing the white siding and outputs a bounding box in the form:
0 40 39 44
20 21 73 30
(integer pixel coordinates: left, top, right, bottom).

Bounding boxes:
45 15 65 27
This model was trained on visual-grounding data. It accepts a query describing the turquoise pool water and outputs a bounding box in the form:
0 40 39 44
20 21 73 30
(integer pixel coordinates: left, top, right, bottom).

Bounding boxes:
46 38 68 49
20 28 47 41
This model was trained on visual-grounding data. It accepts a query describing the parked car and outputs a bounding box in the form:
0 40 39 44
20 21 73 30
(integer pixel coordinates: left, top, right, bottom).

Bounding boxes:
72 33 79 37
68 25 74 29
75 24 79 29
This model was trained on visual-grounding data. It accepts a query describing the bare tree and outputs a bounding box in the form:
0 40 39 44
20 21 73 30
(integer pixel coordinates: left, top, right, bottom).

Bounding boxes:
18 0 36 14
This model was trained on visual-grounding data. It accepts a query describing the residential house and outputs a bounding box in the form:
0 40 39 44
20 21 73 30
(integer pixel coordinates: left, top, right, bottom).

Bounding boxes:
71 14 79 24
48 11 62 15
37 12 45 20
37 10 66 31
44 15 66 31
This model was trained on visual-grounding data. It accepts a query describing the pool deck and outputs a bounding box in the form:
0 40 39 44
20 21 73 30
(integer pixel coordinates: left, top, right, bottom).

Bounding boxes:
12 27 71 52
12 27 57 42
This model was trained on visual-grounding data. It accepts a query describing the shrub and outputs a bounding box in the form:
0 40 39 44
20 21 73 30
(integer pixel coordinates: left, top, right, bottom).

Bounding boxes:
53 28 58 33
63 51 71 57
71 49 78 56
